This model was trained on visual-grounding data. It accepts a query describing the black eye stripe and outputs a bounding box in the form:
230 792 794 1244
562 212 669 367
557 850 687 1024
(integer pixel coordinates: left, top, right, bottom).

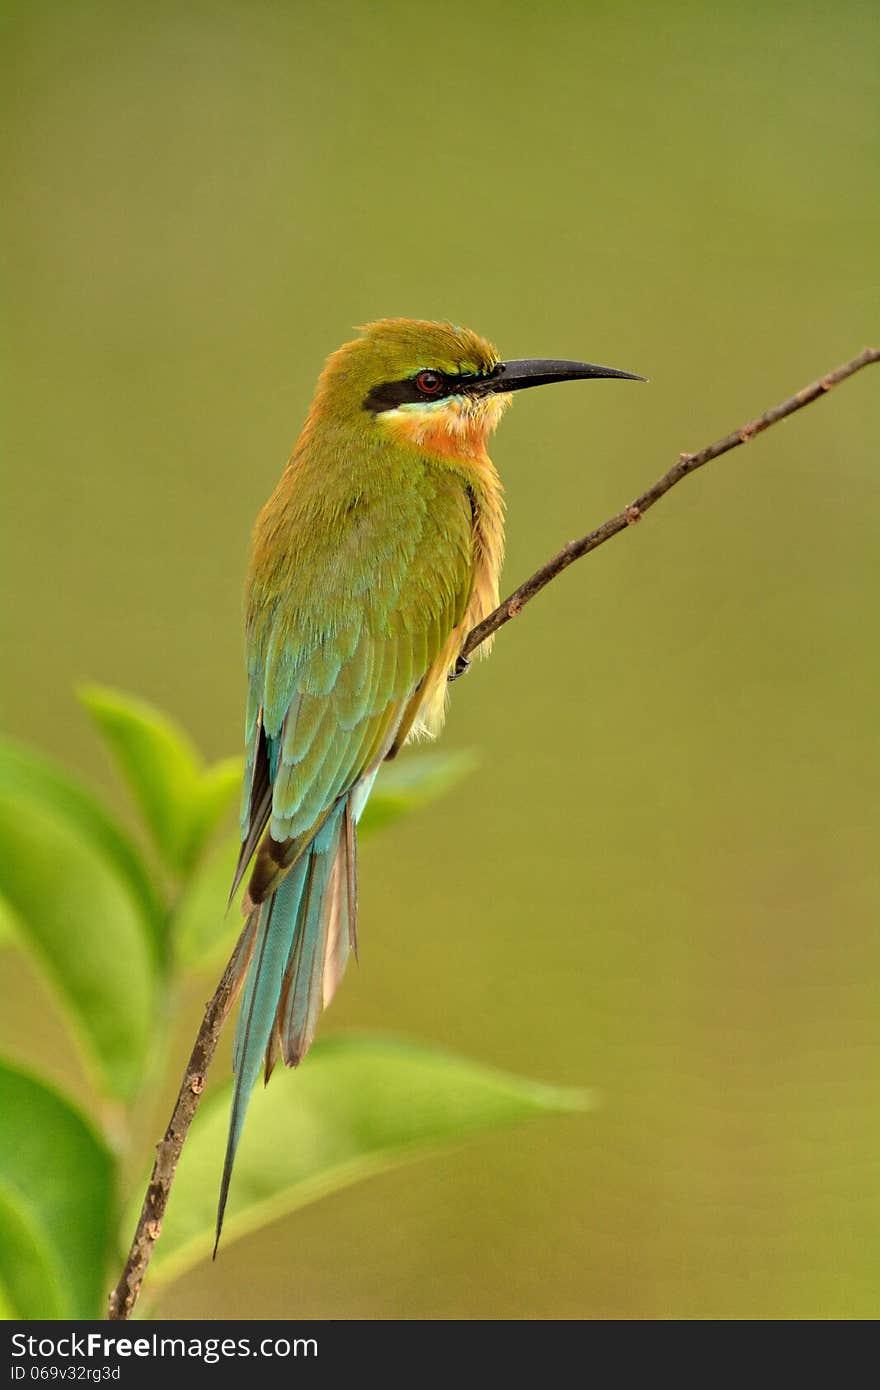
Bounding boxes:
363 367 501 415
362 378 434 413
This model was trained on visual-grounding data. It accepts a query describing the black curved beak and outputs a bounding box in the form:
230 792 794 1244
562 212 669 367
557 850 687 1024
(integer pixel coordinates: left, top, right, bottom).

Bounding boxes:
477 358 647 394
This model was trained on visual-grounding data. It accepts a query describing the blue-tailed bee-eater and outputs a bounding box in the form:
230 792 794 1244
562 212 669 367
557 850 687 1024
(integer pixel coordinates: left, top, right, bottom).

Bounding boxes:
217 318 643 1243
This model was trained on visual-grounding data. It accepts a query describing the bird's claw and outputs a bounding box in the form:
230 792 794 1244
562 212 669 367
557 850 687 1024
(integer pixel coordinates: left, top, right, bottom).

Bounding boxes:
448 654 470 682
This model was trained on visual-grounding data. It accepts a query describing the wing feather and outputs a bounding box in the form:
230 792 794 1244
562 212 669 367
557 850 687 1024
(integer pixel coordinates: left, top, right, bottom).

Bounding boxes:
234 465 476 906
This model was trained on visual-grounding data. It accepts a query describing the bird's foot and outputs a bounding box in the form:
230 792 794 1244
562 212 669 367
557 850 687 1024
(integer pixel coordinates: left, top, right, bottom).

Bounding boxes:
448 654 470 682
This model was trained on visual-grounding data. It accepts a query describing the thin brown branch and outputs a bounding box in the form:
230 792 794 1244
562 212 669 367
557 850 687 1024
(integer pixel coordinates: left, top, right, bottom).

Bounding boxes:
107 344 878 1321
106 929 248 1320
461 346 879 660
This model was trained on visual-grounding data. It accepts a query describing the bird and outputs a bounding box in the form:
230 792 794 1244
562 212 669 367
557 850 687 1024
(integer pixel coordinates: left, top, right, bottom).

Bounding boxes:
216 317 643 1246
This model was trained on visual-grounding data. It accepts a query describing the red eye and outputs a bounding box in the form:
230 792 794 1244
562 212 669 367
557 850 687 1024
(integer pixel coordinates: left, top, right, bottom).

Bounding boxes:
415 370 444 396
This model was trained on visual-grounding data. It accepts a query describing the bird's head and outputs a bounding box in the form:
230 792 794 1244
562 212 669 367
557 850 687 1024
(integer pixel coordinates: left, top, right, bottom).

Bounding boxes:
307 318 644 464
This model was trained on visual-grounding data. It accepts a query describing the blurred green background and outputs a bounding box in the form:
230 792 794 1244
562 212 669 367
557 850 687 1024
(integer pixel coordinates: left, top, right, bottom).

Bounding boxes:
3 0 878 1319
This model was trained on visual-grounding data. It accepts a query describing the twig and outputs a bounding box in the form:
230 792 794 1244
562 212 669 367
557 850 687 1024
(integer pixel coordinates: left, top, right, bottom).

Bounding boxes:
107 930 248 1320
461 347 879 660
107 345 878 1320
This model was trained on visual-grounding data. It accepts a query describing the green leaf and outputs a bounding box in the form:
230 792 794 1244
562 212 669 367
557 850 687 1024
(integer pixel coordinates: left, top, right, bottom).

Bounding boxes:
0 1280 16 1320
0 894 18 950
189 756 244 865
146 1034 590 1288
0 1059 115 1319
0 1183 67 1319
0 792 157 1099
0 737 165 962
79 685 241 878
359 749 478 836
78 684 202 875
172 832 242 968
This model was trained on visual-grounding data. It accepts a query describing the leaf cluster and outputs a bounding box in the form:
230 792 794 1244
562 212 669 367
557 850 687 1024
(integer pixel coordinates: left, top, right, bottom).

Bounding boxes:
0 689 586 1317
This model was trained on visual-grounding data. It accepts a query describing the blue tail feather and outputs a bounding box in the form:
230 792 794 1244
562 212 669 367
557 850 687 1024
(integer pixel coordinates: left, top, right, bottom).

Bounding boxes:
215 860 307 1252
214 801 347 1252
281 809 343 1064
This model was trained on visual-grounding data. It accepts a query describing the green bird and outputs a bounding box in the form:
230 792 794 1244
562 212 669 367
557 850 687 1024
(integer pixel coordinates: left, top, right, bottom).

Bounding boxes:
217 318 643 1244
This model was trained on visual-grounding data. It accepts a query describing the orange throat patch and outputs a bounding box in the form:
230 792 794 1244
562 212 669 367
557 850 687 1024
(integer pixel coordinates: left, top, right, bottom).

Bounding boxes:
383 394 511 465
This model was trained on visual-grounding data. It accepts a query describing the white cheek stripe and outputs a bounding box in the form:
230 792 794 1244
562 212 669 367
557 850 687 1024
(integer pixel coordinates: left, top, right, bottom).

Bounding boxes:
391 397 460 414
